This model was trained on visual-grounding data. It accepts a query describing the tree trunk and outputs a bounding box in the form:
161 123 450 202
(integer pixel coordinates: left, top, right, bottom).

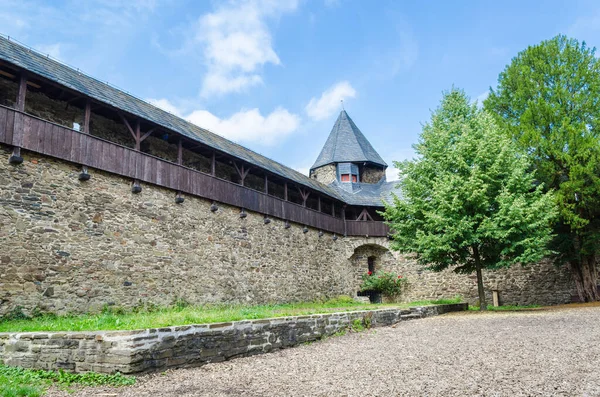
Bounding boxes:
473 245 487 311
571 255 599 302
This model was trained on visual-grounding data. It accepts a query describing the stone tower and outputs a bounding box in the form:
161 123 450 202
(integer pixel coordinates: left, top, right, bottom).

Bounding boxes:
310 110 387 185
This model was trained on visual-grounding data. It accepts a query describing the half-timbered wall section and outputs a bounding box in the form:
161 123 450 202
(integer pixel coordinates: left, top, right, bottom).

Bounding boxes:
0 62 388 237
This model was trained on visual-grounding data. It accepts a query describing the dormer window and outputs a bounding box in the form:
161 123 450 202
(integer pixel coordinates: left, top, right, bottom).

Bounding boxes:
341 174 357 183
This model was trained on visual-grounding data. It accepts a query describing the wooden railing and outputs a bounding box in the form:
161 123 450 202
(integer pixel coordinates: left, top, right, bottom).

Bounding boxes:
346 220 390 237
0 106 390 237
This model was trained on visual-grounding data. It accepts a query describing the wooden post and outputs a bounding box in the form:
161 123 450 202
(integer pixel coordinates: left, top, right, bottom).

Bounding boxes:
9 73 27 164
79 99 91 179
317 196 321 212
211 152 216 176
492 290 500 307
16 73 27 112
332 202 335 217
284 182 288 201
264 174 268 194
233 162 250 186
298 188 310 207
342 205 347 236
83 100 91 133
120 115 143 192
134 120 141 151
177 138 183 165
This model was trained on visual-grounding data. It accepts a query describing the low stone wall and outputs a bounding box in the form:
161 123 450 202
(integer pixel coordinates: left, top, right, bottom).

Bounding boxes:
0 303 467 374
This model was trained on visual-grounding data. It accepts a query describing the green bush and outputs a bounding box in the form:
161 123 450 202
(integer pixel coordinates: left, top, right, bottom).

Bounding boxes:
360 271 407 298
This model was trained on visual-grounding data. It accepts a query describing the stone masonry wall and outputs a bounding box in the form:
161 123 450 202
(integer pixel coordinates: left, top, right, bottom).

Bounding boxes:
0 304 468 374
0 145 358 316
349 241 575 306
360 166 386 184
310 164 337 185
0 145 575 316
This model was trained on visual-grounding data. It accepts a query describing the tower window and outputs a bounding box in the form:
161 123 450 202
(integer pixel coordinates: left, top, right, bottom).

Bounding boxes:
340 174 357 182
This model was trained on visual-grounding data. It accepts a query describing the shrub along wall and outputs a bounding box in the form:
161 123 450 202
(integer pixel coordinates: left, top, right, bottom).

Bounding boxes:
0 304 468 374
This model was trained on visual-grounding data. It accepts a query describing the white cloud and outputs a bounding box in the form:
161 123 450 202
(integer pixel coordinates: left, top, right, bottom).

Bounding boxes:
147 98 300 146
147 98 183 116
187 107 300 145
295 166 310 176
305 81 357 121
386 167 399 182
190 0 299 97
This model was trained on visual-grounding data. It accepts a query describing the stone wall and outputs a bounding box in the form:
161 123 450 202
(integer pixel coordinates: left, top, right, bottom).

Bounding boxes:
0 145 358 316
310 164 337 185
378 252 575 306
0 145 576 316
0 304 468 374
360 165 386 184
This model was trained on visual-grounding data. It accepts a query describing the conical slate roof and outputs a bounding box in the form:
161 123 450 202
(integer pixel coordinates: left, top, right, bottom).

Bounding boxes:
311 110 387 170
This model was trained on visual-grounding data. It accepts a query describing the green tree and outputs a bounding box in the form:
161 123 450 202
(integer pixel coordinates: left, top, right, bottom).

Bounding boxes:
384 89 557 310
485 35 600 301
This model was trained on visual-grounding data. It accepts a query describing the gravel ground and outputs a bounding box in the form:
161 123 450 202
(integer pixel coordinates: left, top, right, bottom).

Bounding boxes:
47 305 600 396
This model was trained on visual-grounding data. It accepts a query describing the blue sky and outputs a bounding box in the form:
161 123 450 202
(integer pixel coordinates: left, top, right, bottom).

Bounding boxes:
2 0 600 180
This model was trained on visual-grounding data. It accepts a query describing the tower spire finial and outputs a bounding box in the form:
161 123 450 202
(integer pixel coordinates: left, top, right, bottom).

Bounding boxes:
341 99 344 111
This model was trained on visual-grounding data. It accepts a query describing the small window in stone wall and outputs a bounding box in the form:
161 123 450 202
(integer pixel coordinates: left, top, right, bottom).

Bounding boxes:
368 257 376 273
0 73 18 107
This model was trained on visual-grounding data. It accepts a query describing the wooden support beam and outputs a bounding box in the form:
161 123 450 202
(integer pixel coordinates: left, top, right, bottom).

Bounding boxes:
177 139 183 165
0 70 14 79
264 174 268 194
16 73 27 112
298 187 310 207
211 152 216 176
342 205 347 236
80 99 91 177
139 127 156 143
284 182 288 201
134 120 141 151
9 73 28 163
318 196 321 212
233 161 251 186
83 100 91 134
120 114 137 142
356 208 373 221
332 202 335 217
66 96 82 104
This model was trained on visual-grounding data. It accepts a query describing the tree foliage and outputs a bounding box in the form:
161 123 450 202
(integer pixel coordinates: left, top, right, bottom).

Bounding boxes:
485 35 600 301
384 89 557 309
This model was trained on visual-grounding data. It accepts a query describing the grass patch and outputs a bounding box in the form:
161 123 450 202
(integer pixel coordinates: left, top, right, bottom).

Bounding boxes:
0 365 135 397
0 296 463 333
468 304 542 311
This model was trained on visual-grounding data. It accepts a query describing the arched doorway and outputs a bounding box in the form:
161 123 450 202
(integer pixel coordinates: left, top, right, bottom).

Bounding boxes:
349 243 395 300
